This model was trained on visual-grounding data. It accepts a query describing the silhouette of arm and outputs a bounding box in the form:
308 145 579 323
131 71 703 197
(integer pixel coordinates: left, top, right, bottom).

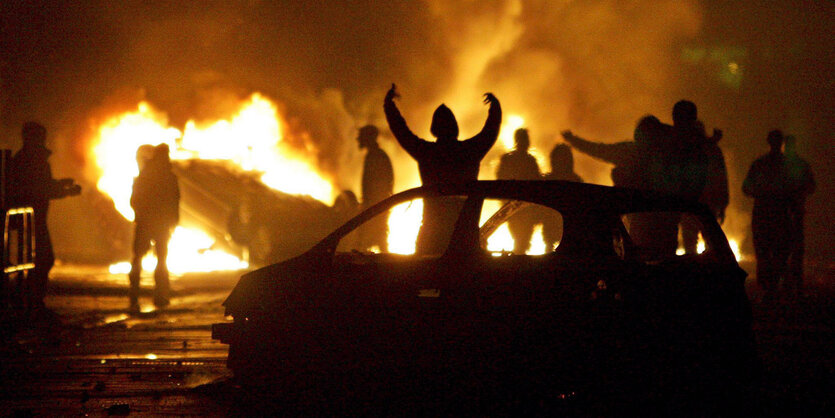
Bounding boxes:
465 93 502 158
561 131 633 166
383 84 426 159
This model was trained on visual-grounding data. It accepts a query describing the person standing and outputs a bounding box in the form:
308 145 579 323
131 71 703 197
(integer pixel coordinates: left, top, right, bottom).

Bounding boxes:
129 144 179 310
356 125 394 252
541 144 582 252
783 135 815 297
743 130 794 301
8 122 81 313
496 128 541 254
384 83 501 255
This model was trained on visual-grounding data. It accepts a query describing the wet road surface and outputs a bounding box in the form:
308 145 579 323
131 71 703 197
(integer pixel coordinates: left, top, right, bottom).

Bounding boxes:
1 261 833 415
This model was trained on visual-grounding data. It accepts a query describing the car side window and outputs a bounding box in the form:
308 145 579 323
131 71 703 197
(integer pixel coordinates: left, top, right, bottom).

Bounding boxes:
619 211 713 263
479 199 564 255
335 197 467 256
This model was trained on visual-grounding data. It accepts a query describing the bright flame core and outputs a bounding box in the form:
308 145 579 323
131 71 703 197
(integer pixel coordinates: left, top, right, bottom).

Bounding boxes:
92 94 335 274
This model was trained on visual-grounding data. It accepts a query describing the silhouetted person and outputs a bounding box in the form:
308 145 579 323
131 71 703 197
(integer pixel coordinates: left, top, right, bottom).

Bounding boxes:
784 135 815 297
356 125 394 252
542 144 582 251
8 122 81 312
681 120 728 254
662 100 709 202
384 83 501 255
562 116 678 256
496 128 541 254
743 130 793 300
129 144 179 310
562 115 667 189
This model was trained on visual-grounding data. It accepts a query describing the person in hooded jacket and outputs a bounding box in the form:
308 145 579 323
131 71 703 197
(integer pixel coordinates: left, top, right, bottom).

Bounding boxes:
8 122 81 312
128 144 179 310
384 83 501 255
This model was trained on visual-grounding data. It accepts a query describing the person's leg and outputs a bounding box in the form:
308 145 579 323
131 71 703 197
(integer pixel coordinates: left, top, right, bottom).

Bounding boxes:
30 223 54 310
129 225 151 309
785 214 806 297
153 230 171 307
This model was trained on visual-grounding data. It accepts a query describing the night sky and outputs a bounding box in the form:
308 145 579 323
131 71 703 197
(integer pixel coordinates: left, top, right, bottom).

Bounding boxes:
1 0 832 262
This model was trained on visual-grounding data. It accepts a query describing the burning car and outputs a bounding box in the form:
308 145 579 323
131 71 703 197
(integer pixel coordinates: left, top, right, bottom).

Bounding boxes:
213 180 757 414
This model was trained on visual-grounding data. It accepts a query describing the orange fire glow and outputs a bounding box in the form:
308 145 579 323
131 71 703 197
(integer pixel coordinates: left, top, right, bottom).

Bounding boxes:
91 94 334 273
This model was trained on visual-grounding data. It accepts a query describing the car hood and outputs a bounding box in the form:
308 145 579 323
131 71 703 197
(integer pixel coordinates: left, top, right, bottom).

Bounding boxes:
222 250 328 317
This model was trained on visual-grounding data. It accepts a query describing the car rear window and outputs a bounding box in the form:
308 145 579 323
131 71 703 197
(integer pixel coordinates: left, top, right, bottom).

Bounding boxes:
479 199 564 255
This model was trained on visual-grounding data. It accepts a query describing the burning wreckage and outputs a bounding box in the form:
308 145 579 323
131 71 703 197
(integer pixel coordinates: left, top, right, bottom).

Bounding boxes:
171 159 351 266
212 180 758 413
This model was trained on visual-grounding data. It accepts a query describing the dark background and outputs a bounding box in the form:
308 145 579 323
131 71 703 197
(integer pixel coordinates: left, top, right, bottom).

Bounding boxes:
1 0 832 263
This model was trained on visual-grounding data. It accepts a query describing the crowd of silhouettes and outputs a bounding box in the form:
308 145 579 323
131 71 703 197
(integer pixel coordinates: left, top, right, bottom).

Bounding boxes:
562 100 725 258
4 85 818 319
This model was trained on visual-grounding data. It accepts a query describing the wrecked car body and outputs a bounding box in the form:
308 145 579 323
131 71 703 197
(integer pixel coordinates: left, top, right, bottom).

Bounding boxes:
213 180 756 413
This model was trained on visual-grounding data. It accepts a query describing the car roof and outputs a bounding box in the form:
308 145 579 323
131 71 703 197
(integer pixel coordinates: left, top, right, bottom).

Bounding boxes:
407 180 712 216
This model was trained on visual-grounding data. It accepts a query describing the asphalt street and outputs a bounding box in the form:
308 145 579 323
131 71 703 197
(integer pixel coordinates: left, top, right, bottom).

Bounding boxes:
0 261 832 416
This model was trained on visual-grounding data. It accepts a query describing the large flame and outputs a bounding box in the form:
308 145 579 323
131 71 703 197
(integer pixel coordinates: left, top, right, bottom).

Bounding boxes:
91 94 334 274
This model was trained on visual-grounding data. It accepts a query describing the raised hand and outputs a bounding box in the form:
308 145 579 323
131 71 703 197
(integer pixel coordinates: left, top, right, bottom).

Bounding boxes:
712 128 723 142
483 92 497 105
386 83 400 102
561 130 576 143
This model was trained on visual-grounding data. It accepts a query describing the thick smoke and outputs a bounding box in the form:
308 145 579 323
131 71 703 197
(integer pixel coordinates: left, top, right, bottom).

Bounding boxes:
2 1 832 262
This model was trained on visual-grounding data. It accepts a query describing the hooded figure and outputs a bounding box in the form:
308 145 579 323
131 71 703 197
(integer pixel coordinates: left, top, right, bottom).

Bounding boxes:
384 84 501 255
8 122 81 310
129 143 180 310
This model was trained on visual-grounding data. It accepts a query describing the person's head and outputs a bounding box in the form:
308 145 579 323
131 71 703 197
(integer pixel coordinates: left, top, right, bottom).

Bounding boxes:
766 129 784 152
356 125 379 149
550 144 574 173
634 115 664 144
136 144 156 171
514 128 530 152
672 100 698 127
21 121 47 148
430 104 459 142
153 143 171 166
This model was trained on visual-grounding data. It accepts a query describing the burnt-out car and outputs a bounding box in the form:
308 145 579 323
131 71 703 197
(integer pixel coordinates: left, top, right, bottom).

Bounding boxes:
213 181 757 414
